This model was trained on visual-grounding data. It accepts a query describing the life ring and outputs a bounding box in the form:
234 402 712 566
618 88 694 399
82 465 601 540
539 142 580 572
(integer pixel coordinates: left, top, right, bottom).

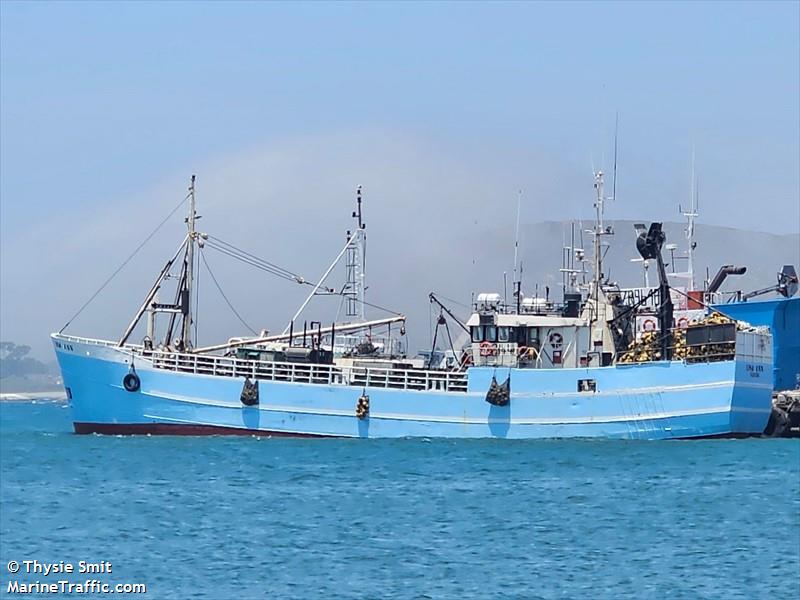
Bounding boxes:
123 372 140 393
548 332 563 349
479 341 497 357
677 317 689 328
642 318 657 332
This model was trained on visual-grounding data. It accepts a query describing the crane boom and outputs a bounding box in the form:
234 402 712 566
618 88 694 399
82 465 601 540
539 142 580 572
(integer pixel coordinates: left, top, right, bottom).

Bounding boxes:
428 293 469 334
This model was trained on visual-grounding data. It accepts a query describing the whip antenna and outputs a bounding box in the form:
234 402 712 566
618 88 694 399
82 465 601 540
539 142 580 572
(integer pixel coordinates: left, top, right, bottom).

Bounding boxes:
612 112 619 202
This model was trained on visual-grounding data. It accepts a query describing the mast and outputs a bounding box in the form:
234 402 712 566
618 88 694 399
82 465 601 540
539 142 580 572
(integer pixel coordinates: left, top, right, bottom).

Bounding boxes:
513 190 523 312
181 175 197 348
675 148 699 292
513 190 522 282
344 185 366 322
587 170 616 359
592 171 607 294
282 185 368 335
685 148 698 291
117 235 190 347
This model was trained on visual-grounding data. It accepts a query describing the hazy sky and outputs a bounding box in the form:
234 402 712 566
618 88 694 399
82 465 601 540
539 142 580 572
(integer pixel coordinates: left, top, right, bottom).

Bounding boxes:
1 1 798 358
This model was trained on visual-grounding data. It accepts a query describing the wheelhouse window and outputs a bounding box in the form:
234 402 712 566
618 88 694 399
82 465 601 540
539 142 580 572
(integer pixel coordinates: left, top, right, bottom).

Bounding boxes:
498 327 510 343
485 326 497 342
471 326 483 343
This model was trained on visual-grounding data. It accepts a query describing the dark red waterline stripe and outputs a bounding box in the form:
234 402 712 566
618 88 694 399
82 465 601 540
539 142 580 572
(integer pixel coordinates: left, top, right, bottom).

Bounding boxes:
74 422 759 439
73 422 339 438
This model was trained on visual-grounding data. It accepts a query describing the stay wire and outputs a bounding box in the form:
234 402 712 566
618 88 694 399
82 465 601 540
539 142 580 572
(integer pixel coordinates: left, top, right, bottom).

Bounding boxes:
207 235 298 276
206 235 305 282
430 292 471 309
350 297 403 317
444 319 458 368
59 192 191 333
203 240 290 278
205 238 401 316
194 246 200 344
204 240 309 284
199 247 258 336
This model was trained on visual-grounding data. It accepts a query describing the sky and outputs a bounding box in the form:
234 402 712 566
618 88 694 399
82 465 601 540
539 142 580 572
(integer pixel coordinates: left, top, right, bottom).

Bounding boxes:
1 1 798 358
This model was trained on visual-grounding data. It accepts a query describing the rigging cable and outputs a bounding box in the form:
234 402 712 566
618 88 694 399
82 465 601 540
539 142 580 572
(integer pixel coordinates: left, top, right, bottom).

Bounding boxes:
428 314 440 369
342 296 402 317
334 294 346 323
194 243 201 345
205 235 310 284
199 247 258 336
310 289 402 316
208 235 301 279
429 292 471 310
204 235 403 317
164 248 188 347
59 192 192 333
203 241 303 284
443 319 458 369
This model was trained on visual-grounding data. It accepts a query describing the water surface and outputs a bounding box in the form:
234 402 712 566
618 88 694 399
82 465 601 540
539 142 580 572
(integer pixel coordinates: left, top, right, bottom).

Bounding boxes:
1 400 798 598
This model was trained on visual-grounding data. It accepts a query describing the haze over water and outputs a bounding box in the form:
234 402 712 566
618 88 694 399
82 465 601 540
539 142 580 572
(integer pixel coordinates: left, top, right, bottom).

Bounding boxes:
1 400 798 598
2 2 798 361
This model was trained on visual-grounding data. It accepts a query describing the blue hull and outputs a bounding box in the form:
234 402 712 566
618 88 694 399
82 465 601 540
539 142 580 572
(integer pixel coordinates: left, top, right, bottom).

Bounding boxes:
52 334 773 439
714 296 800 391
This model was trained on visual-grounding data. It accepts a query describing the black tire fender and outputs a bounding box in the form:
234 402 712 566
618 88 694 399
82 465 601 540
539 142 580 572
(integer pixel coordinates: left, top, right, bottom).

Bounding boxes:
123 372 141 393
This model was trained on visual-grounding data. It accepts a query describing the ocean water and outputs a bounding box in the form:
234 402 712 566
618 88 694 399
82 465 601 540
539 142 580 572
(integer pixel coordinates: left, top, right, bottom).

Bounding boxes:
1 400 798 599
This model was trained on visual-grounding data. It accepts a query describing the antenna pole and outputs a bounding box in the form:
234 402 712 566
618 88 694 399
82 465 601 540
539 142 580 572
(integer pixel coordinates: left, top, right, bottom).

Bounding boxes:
612 112 619 202
285 186 368 333
593 171 605 294
344 185 367 322
182 175 197 348
513 190 522 282
684 147 698 291
355 186 366 322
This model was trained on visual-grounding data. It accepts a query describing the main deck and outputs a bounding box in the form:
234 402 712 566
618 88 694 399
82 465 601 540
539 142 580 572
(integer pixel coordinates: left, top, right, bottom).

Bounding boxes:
54 334 469 393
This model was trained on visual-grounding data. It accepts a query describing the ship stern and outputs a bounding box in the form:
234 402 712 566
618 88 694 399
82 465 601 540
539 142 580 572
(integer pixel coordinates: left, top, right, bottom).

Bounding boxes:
729 330 774 434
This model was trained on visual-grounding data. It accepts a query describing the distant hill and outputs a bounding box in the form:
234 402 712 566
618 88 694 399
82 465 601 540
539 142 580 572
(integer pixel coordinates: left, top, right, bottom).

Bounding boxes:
0 341 61 393
481 220 800 295
367 220 800 350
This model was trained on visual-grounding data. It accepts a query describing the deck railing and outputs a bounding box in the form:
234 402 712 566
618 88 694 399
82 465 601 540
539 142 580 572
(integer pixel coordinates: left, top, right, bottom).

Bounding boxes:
55 333 142 353
53 333 141 351
149 350 469 393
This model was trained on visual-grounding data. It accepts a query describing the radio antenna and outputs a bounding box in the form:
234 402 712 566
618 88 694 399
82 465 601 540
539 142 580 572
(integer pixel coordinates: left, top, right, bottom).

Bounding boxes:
612 112 619 202
513 190 522 281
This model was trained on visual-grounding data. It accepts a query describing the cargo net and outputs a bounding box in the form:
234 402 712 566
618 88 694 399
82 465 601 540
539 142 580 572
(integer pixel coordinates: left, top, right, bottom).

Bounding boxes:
618 312 742 364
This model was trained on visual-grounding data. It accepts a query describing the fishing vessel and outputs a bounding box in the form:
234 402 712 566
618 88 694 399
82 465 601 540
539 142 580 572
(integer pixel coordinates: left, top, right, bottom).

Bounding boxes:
52 174 774 439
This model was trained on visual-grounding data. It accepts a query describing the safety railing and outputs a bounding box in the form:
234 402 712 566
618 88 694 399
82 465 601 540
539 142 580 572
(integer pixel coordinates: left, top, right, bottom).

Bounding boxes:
149 350 468 393
52 333 141 351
